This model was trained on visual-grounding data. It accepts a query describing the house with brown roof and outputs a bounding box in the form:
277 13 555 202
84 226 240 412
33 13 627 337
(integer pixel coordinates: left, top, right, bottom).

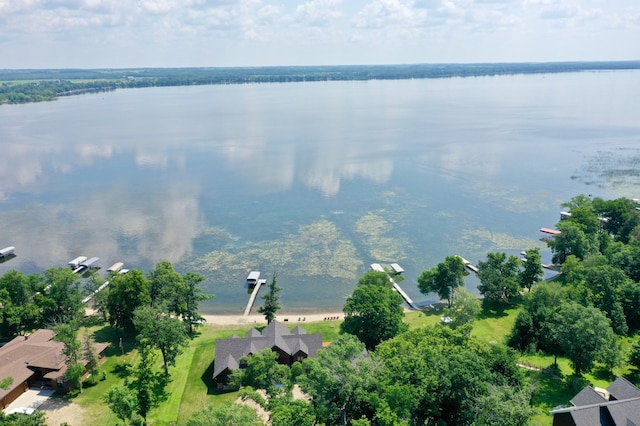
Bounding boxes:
551 377 640 425
0 329 108 409
212 321 323 389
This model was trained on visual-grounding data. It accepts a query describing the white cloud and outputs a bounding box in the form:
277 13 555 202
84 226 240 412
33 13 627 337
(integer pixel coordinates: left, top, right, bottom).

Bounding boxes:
0 0 638 66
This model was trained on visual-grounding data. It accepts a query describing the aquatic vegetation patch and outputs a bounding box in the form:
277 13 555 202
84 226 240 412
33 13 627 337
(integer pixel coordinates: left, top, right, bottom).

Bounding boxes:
459 228 539 253
354 211 407 262
190 219 361 282
575 147 640 191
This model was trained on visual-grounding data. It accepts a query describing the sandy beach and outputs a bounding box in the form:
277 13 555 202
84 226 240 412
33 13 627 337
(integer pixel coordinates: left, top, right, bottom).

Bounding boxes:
199 312 345 327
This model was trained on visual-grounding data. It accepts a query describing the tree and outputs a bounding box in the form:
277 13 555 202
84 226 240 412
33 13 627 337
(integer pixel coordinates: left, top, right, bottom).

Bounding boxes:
473 384 537 426
258 272 281 324
186 402 263 426
0 409 47 426
230 348 291 398
107 269 151 333
0 271 41 340
105 385 138 424
53 322 84 393
375 326 525 426
341 277 408 350
547 221 596 264
508 282 567 363
443 287 481 329
477 252 522 306
628 339 640 370
181 271 212 334
133 305 189 376
270 399 316 426
552 302 619 387
299 335 380 426
417 255 465 307
131 343 159 421
594 197 640 242
518 247 543 291
148 261 185 312
565 259 629 335
41 267 84 324
82 333 100 384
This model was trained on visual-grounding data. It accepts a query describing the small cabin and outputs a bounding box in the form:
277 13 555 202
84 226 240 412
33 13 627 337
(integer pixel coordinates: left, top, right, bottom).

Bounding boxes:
247 271 260 287
0 246 15 258
68 256 87 269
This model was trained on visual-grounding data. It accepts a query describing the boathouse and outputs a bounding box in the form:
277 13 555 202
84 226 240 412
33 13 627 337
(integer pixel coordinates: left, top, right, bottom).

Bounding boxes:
0 246 15 258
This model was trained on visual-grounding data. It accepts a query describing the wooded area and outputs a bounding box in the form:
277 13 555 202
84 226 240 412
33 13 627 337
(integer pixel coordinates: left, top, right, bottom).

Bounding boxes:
2 61 640 104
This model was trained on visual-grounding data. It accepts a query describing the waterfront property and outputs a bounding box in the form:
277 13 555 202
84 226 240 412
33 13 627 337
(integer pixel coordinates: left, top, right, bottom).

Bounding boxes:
0 329 108 409
212 321 323 389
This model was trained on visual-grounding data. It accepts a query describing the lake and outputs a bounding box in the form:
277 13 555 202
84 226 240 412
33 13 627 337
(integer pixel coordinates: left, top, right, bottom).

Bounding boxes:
1 70 639 314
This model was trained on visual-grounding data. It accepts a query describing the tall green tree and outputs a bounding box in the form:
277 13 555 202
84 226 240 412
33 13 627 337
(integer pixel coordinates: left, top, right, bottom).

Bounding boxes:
547 221 596 264
299 335 381 426
104 384 139 425
552 302 619 388
258 272 281 324
341 273 408 350
443 287 481 330
107 269 151 333
82 333 100 384
148 261 185 312
417 255 465 307
477 252 522 306
53 322 84 393
181 271 212 334
0 271 41 340
133 305 189 376
42 267 84 324
518 247 544 291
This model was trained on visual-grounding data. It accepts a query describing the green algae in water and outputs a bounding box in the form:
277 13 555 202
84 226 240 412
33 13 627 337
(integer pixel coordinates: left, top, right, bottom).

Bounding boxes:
191 219 360 282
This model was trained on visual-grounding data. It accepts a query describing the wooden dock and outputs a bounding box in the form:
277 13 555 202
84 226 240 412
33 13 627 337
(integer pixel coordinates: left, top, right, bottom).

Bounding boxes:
370 263 418 310
243 278 266 317
82 280 110 304
390 278 419 310
457 256 479 273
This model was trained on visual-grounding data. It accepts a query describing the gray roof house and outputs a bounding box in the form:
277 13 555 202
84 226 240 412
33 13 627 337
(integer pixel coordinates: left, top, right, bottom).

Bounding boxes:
551 377 640 426
212 321 323 389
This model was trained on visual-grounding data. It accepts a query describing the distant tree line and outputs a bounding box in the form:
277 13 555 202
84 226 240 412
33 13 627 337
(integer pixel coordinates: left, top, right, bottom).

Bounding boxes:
2 61 640 104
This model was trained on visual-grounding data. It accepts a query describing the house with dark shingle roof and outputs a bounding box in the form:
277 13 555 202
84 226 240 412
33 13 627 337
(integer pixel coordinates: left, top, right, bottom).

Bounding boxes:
551 377 640 426
0 329 108 409
212 321 323 389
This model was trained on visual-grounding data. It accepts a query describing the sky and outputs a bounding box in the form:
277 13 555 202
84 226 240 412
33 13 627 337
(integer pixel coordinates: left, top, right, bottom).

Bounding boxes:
0 0 639 69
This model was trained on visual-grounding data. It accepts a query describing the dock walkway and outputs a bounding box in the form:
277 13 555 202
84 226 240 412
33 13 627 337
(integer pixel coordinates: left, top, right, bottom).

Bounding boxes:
370 263 419 310
243 279 265 317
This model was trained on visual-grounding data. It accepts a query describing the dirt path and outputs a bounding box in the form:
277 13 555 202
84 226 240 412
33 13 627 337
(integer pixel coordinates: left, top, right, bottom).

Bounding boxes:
39 398 86 426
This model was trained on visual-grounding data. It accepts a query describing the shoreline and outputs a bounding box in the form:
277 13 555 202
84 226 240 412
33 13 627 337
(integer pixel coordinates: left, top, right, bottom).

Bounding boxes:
199 312 345 327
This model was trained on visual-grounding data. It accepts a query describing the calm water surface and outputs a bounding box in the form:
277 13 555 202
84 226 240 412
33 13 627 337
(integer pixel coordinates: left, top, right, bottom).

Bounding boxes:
1 71 639 314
